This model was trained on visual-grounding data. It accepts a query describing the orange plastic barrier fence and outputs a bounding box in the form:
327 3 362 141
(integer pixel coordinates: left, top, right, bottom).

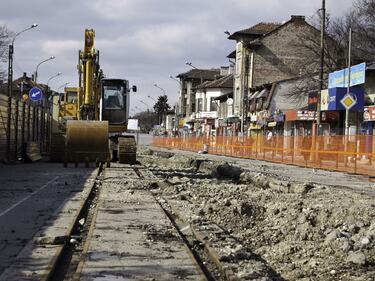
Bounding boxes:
153 135 375 177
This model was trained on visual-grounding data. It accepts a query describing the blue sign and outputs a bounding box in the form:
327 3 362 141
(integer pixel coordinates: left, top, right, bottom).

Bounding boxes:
327 87 364 111
29 87 43 102
328 63 366 89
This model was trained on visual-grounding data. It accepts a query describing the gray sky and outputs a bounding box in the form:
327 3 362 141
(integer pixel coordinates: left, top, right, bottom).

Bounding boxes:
1 0 354 112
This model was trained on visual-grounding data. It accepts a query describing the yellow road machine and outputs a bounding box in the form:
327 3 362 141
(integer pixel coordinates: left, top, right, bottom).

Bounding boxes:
52 29 137 166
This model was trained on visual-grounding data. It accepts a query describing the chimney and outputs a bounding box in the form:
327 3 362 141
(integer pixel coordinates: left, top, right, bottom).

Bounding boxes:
220 66 229 76
290 15 305 22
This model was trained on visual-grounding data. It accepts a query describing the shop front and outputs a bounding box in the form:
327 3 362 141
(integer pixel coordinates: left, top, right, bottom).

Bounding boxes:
364 106 375 135
284 110 317 136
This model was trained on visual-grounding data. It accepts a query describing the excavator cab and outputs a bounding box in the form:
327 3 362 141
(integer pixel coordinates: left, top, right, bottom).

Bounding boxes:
101 78 137 164
101 78 129 127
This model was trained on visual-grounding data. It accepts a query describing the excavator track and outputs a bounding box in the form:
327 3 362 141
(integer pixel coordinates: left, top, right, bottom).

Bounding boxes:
118 135 137 164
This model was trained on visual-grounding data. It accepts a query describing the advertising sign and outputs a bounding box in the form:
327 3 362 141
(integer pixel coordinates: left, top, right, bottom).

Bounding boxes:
308 91 318 111
364 106 375 121
285 110 316 121
127 119 139 131
328 63 366 89
198 111 218 119
320 89 329 111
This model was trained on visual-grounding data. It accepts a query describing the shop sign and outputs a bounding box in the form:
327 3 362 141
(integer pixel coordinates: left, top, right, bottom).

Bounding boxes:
297 111 316 120
320 89 329 111
178 118 185 128
285 110 317 121
328 62 366 88
308 91 318 111
325 87 364 111
321 111 339 122
364 106 375 121
198 111 218 119
268 121 277 127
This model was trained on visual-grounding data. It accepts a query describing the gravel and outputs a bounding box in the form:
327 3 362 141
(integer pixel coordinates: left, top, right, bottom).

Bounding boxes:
140 146 375 280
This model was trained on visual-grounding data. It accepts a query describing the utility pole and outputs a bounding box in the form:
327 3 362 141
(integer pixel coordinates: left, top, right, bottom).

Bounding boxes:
345 27 352 136
316 0 326 136
6 44 14 161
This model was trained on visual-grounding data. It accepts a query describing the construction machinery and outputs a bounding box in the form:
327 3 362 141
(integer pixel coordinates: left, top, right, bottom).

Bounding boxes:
51 29 137 166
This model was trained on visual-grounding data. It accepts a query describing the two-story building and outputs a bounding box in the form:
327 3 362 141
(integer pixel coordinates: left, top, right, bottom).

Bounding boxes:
194 69 233 136
176 68 220 133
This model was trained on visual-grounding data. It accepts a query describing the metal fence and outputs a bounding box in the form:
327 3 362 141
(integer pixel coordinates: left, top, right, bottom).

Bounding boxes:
0 93 51 161
153 134 375 177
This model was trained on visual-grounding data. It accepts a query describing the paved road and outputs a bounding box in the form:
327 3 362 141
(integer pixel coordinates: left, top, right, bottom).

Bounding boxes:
0 162 94 274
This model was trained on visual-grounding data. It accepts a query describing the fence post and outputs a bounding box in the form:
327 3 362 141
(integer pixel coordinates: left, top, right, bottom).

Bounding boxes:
21 101 25 148
14 99 19 159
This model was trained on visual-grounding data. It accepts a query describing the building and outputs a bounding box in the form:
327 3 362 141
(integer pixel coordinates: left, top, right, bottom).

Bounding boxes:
228 15 336 133
194 70 234 136
176 68 220 132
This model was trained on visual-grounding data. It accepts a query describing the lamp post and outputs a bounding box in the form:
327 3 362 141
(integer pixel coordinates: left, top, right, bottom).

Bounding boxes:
138 100 149 111
169 75 181 85
147 95 157 103
43 72 61 153
34 56 55 83
6 23 38 161
153 83 166 95
46 72 62 98
57 82 69 92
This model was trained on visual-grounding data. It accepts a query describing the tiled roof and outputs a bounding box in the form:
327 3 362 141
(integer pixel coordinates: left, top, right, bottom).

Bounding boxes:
228 22 281 39
196 74 233 89
176 69 220 80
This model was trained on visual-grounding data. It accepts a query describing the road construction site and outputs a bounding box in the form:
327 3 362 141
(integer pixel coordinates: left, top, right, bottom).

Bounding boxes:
0 145 374 281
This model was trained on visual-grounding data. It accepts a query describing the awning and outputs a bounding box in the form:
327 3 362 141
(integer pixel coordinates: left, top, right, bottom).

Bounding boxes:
249 91 260 100
224 116 241 123
257 89 268 98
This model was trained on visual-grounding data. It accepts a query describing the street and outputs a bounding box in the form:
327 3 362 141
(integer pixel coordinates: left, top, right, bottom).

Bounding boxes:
0 163 94 274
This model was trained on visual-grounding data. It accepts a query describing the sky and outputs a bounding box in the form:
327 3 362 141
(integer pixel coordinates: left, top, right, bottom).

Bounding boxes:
0 0 354 113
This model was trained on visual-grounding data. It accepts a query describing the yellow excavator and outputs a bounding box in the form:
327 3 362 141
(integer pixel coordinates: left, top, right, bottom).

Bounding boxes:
63 29 137 166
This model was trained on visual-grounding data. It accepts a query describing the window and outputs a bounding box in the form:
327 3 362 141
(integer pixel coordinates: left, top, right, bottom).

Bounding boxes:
103 85 124 109
210 97 217 112
197 98 203 112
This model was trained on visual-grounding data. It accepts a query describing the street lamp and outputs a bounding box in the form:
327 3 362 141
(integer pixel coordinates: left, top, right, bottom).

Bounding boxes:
34 55 55 83
169 75 181 85
57 82 69 92
47 72 62 87
147 95 157 102
138 99 149 110
153 83 166 95
6 23 38 161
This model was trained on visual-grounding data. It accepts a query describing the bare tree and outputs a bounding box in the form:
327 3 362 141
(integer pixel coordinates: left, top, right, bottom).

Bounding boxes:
0 25 11 83
287 0 375 99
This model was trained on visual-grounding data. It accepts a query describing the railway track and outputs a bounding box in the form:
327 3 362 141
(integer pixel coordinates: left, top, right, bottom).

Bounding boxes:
44 164 226 281
1 162 253 280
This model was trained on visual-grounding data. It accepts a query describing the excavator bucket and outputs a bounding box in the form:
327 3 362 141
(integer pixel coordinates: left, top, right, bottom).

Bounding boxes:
65 120 109 165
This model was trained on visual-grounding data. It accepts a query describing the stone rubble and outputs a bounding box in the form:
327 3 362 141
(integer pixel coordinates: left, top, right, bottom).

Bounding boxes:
140 146 375 281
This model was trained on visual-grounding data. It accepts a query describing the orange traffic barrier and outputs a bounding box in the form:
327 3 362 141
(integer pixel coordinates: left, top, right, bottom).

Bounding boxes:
152 135 375 177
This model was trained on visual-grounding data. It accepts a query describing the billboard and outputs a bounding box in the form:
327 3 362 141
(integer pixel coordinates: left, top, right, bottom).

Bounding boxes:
328 63 366 89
